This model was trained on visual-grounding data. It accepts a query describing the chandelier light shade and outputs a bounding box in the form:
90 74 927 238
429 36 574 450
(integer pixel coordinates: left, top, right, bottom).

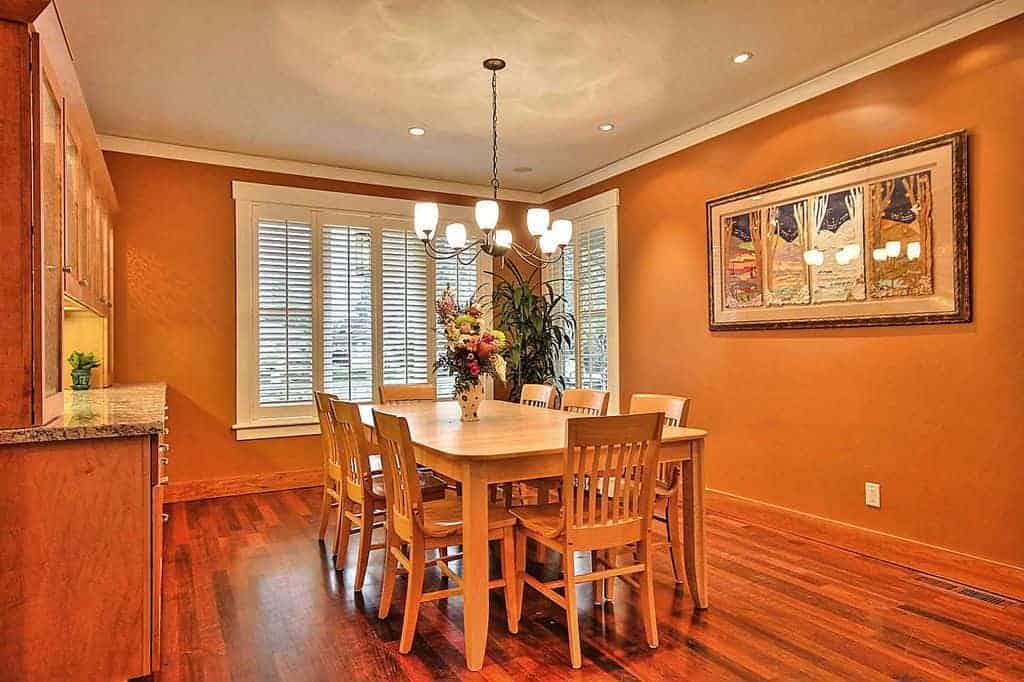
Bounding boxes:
410 58 569 267
414 202 439 240
527 208 550 236
445 222 468 248
475 200 500 231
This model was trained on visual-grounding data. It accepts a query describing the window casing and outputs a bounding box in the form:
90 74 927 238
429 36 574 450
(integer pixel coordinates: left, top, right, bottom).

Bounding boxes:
234 182 490 440
545 189 620 412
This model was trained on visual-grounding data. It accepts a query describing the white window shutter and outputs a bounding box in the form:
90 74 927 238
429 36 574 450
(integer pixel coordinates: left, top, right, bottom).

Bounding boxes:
322 223 374 401
381 228 429 385
577 226 608 391
434 256 481 398
256 219 314 404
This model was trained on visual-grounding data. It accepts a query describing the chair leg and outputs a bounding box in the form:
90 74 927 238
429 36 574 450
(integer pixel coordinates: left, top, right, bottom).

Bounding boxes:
604 549 616 602
501 528 518 633
638 541 659 649
563 548 582 669
333 499 352 564
317 486 331 540
591 551 604 604
378 528 398 619
398 541 425 654
514 530 527 629
664 494 685 584
354 506 375 591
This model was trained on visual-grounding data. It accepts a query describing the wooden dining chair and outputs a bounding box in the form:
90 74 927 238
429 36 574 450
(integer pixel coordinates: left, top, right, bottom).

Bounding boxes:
629 393 691 585
372 409 519 654
329 399 445 589
379 383 436 404
520 383 556 409
315 392 345 556
560 388 610 416
511 412 665 668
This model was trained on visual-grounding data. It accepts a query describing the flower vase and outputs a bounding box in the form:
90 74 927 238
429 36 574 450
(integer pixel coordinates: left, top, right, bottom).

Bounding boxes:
456 382 485 422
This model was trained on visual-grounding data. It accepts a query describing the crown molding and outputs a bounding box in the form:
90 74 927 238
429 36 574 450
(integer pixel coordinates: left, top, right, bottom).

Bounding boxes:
98 135 544 204
540 0 1024 202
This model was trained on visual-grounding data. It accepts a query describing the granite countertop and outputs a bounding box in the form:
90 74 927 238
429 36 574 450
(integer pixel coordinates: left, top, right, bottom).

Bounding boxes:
0 383 167 445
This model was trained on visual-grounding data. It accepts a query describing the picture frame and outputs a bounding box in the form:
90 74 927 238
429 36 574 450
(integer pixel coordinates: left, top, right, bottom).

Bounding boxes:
706 130 970 330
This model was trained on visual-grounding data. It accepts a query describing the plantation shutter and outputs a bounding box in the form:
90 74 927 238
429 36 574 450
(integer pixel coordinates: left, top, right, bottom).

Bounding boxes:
256 218 314 404
381 228 429 385
322 223 374 401
555 243 577 388
577 226 608 390
434 257 480 398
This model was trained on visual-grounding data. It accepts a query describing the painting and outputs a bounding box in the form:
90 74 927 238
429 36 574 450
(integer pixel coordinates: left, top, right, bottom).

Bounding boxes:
707 131 969 330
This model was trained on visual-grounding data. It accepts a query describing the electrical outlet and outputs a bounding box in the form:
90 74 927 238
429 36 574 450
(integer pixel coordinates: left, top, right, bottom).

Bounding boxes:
865 482 881 508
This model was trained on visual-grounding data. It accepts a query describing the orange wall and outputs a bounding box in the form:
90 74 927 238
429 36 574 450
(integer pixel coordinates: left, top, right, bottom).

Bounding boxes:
549 17 1024 568
106 152 530 482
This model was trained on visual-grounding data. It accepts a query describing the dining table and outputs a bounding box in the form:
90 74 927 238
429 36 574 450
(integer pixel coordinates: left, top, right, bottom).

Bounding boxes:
358 399 709 672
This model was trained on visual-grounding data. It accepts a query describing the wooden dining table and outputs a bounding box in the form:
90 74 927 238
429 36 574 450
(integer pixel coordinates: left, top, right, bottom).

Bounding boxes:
358 399 709 672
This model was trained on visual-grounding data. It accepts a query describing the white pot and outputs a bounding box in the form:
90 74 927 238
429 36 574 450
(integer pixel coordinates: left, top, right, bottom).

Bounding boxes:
456 382 485 422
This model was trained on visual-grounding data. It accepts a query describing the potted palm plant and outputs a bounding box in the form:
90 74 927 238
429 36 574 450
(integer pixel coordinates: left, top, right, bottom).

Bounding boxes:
492 262 575 403
67 351 101 391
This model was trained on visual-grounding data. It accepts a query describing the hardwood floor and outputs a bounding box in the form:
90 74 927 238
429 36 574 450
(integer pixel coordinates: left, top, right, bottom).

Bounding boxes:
160 488 1024 680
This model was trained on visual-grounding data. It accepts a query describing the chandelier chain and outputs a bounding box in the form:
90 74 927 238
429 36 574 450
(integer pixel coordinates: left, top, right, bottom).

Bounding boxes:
490 69 499 199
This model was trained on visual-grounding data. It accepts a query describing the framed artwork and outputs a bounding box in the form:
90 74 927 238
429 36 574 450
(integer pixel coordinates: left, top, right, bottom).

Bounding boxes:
706 131 970 330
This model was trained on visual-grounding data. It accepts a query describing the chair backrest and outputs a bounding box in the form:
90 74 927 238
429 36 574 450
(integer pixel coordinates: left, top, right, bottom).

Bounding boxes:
629 393 690 427
379 383 436 404
561 388 610 416
315 391 342 484
329 399 375 503
629 393 690 488
561 412 664 550
520 383 556 409
372 409 424 542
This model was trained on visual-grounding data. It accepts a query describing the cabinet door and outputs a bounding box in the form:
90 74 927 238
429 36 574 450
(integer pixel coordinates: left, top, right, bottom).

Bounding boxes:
39 72 64 408
63 132 83 301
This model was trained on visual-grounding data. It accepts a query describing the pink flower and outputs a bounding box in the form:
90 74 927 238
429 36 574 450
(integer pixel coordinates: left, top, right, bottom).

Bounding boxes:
469 361 480 376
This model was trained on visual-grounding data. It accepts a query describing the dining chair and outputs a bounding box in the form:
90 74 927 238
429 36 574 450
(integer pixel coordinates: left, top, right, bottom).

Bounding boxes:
329 399 445 589
511 412 665 668
520 383 556 409
315 391 345 556
372 409 519 654
559 388 610 416
379 383 436 404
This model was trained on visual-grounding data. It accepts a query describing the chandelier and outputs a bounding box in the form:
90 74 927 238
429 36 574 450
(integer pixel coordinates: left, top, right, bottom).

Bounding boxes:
412 58 571 265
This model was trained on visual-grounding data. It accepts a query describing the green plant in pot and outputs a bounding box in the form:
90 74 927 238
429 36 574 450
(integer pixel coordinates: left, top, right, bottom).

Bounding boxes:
492 261 575 403
67 351 101 391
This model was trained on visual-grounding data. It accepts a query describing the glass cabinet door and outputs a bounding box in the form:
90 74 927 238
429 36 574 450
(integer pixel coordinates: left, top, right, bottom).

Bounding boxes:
40 75 64 401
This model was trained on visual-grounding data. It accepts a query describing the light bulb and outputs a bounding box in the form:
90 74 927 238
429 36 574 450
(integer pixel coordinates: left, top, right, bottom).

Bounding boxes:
842 244 861 259
445 222 467 249
906 241 921 260
552 219 573 245
475 200 499 231
835 251 851 266
539 231 558 255
526 208 550 236
802 249 824 266
885 240 901 258
494 229 513 249
413 202 438 241
872 248 888 262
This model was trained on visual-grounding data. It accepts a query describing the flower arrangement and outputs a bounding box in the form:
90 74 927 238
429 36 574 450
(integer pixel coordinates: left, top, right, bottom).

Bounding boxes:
434 286 508 399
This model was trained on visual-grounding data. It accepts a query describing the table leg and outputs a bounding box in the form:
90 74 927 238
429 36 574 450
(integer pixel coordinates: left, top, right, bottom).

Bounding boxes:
665 465 686 584
681 439 709 609
461 463 490 671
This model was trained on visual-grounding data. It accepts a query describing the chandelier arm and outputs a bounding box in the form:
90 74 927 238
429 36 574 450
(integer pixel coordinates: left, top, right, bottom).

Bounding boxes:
509 241 566 267
424 240 474 261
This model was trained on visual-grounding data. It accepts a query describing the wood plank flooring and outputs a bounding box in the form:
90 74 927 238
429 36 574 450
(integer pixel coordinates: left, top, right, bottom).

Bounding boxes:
159 488 1024 680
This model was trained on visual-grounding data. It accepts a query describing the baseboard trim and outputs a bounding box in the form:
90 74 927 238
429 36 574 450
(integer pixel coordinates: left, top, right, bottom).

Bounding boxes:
706 489 1024 601
164 468 321 503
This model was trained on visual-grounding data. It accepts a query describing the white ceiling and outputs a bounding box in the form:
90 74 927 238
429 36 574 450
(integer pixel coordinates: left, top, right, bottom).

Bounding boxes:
58 0 990 192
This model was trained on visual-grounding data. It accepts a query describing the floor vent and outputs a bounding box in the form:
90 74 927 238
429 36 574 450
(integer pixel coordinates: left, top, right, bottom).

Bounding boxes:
913 575 1010 605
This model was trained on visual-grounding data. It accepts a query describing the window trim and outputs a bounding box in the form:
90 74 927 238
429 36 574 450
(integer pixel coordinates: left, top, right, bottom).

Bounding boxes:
546 188 621 412
233 181 491 440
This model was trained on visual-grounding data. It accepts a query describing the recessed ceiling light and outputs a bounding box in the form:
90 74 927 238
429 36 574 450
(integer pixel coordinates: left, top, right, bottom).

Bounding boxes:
733 52 753 64
408 126 426 136
598 123 615 132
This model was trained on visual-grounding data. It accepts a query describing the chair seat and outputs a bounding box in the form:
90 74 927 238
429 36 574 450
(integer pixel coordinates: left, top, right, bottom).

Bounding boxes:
509 502 565 536
371 472 447 502
421 497 516 534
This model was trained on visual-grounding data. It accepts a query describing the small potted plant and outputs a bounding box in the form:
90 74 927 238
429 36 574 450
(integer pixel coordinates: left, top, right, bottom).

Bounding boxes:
67 351 101 391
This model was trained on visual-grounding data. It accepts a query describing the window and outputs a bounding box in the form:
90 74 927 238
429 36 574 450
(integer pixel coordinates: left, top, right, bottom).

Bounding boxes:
234 183 489 439
545 189 620 411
